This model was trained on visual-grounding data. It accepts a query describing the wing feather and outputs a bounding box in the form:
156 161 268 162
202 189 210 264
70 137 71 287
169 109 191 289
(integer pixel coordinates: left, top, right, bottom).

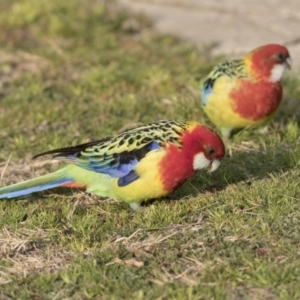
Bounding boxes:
201 59 249 106
33 120 188 178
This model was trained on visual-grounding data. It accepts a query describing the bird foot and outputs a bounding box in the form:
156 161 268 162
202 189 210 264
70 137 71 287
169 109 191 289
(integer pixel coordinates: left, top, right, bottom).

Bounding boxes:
257 126 269 134
220 128 233 140
129 202 144 211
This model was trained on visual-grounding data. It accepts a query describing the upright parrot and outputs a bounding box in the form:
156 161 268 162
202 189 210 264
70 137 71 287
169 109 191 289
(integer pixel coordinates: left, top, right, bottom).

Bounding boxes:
200 44 292 138
0 120 225 210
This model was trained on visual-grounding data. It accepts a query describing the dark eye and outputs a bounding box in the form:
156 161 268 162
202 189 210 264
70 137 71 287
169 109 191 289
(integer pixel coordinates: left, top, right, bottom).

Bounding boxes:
276 53 285 60
207 147 215 156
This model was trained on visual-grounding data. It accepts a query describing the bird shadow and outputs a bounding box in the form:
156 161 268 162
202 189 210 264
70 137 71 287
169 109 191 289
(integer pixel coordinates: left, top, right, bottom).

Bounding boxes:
1 127 297 211
277 77 300 123
158 136 297 204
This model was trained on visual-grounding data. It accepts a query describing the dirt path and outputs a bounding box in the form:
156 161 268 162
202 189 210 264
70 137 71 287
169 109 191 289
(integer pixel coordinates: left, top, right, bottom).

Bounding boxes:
119 0 300 70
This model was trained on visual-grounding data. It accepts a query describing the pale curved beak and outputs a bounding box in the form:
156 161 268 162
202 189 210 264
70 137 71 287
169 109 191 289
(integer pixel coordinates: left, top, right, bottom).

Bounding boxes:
286 56 292 70
208 159 220 173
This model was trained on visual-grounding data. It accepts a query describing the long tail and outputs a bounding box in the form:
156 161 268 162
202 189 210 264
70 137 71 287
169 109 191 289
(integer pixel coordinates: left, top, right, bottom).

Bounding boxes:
0 167 75 199
0 164 113 200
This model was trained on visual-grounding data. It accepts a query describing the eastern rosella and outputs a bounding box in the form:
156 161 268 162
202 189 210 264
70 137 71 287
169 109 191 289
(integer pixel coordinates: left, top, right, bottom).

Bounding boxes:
0 120 225 210
201 44 292 138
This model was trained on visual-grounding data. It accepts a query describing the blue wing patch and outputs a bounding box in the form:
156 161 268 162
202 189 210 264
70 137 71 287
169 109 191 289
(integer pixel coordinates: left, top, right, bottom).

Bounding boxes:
99 158 138 178
116 141 160 186
201 85 213 106
149 141 160 150
201 77 215 106
74 141 161 178
118 170 139 187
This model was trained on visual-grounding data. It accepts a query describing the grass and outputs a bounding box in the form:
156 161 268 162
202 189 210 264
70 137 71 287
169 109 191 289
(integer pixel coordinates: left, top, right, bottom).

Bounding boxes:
0 0 300 299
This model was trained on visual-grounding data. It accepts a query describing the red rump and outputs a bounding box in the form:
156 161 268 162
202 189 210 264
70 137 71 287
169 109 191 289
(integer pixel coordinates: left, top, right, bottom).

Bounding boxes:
230 79 282 120
61 182 87 189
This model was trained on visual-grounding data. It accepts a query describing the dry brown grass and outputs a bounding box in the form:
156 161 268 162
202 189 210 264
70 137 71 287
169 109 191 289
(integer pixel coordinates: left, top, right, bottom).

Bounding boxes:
0 227 73 285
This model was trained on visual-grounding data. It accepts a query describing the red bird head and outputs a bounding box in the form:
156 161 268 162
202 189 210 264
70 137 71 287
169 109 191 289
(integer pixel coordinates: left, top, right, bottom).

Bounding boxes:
181 122 225 172
245 44 292 82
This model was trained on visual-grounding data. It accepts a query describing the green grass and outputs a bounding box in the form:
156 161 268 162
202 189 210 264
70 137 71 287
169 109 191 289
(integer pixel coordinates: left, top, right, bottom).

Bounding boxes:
0 0 300 299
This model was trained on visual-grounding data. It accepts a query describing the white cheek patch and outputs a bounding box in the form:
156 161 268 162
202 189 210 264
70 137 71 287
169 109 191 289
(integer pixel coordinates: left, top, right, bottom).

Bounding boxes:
270 63 288 82
193 153 211 170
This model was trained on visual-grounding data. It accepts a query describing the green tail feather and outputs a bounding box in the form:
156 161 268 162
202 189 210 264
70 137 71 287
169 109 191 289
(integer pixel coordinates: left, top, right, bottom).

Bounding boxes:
0 168 70 199
0 164 114 200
